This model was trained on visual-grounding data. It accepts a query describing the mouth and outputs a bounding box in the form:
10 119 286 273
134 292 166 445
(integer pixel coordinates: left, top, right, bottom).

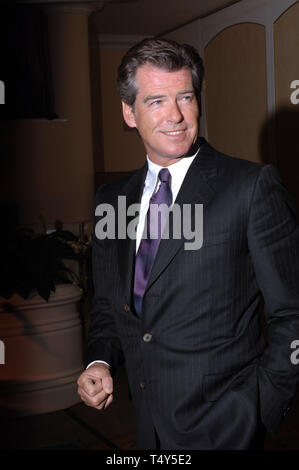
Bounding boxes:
161 129 186 136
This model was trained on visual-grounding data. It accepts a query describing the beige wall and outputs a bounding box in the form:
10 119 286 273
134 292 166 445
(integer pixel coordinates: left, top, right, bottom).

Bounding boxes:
1 119 93 227
274 1 299 109
98 49 145 173
204 23 268 163
0 10 95 230
4 1 299 229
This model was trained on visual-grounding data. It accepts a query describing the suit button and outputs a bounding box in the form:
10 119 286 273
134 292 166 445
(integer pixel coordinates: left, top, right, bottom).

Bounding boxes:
143 333 152 342
140 381 146 389
124 304 130 312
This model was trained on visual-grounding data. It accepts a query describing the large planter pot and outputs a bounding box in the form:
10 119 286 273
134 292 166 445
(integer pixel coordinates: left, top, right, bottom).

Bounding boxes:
0 283 83 417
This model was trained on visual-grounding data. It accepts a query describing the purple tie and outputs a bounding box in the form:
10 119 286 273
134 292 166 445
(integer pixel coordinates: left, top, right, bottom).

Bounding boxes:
133 168 172 316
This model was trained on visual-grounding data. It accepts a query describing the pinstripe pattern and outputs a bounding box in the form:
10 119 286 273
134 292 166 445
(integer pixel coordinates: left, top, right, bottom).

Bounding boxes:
85 138 299 449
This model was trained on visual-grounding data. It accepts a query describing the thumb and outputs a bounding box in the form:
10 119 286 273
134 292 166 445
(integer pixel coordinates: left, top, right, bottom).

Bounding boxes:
102 375 113 394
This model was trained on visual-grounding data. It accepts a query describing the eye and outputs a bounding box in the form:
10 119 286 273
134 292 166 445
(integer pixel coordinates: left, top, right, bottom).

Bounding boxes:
182 94 194 102
150 99 163 106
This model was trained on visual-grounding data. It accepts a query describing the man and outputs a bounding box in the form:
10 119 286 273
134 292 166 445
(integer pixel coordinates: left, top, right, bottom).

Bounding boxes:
77 38 299 450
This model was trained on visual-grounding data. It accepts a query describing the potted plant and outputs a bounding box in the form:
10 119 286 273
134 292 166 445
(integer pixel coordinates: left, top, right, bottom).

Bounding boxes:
0 220 92 417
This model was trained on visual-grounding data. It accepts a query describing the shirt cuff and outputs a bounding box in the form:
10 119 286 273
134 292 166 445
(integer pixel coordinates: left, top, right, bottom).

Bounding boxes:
86 360 110 369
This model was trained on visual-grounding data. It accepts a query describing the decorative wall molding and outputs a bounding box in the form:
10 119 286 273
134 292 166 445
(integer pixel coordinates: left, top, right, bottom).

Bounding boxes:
199 0 298 121
165 0 298 143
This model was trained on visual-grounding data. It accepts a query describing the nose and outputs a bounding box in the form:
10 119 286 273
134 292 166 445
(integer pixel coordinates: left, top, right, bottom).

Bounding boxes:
167 100 183 124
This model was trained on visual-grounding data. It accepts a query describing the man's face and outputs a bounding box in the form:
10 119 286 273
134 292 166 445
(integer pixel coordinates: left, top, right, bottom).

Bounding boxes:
122 65 199 166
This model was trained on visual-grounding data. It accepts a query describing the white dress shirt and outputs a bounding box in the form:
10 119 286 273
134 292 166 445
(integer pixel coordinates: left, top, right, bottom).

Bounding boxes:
136 151 199 252
87 147 200 370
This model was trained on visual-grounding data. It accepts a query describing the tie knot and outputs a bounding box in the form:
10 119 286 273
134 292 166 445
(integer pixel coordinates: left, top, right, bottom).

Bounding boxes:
158 168 171 184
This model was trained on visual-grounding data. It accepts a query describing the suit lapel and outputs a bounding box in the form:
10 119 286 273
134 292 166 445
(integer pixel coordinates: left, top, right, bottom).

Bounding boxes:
117 139 219 300
145 139 218 292
117 163 147 300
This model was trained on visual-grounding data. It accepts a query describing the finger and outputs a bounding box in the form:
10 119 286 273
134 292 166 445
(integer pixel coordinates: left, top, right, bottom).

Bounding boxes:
82 377 103 397
104 393 113 409
102 375 113 394
95 393 113 411
78 386 109 407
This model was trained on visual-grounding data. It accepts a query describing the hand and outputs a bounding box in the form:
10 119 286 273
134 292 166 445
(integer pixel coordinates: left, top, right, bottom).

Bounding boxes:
77 363 113 410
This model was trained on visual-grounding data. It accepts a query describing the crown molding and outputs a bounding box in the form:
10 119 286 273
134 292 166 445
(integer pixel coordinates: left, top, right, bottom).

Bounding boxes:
14 0 138 15
45 3 104 14
97 34 150 49
14 0 106 14
15 0 114 4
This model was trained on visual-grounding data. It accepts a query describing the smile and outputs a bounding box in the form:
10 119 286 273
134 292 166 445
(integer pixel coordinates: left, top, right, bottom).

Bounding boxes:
162 130 186 136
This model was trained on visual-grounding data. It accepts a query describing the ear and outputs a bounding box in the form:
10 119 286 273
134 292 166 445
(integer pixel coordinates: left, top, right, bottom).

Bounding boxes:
122 101 137 128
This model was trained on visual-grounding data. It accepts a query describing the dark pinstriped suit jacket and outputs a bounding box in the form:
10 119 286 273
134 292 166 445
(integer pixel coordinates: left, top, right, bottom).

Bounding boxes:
85 138 299 449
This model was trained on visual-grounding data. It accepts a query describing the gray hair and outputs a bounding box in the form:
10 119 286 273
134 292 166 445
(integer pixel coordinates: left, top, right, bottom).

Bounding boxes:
117 38 204 112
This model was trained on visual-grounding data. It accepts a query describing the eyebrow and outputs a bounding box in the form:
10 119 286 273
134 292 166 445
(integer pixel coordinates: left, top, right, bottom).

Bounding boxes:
143 89 195 104
143 94 165 104
178 89 195 96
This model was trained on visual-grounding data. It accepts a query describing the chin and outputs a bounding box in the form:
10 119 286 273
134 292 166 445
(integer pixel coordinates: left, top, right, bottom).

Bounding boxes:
166 146 191 158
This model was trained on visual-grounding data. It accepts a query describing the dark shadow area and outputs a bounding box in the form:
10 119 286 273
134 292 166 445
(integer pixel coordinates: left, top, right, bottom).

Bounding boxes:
88 12 105 185
0 5 57 121
259 106 299 449
259 106 299 214
0 365 136 450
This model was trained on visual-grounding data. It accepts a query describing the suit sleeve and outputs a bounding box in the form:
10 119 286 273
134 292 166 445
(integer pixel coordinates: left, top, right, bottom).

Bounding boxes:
84 186 125 374
247 164 299 433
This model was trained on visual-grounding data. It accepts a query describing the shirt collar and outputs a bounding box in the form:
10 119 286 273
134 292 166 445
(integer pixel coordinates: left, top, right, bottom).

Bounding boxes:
145 147 200 189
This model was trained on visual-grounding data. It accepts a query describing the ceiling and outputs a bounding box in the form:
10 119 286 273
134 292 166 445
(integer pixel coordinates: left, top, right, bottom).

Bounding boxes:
17 0 242 36
93 0 241 36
